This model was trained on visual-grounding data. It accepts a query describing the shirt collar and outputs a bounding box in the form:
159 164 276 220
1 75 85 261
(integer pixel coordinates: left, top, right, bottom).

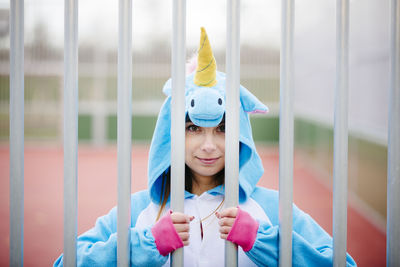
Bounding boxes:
184 184 225 199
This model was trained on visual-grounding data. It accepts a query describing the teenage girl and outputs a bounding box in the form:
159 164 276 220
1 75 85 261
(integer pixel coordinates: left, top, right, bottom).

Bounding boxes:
54 27 356 267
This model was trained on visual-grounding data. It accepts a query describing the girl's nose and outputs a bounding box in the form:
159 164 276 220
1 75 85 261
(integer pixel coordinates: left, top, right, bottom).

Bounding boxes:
200 133 216 153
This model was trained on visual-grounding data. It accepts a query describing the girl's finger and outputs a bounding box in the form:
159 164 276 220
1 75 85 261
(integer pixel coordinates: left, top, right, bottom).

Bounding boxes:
178 232 190 242
174 223 190 233
218 217 236 227
219 226 231 234
171 212 194 223
183 240 190 246
217 207 238 218
220 233 228 240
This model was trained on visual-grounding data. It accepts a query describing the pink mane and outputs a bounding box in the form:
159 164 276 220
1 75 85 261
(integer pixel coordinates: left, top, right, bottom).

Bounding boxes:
186 54 198 74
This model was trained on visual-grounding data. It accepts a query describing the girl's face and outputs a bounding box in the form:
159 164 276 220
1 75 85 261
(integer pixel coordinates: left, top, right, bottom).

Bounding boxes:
185 121 225 181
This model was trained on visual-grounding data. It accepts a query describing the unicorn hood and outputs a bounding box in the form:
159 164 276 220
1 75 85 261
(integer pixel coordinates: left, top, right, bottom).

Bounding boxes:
148 27 268 204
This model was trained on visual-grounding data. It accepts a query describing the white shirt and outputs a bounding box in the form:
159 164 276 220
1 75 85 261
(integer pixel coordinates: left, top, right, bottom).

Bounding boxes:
135 191 271 267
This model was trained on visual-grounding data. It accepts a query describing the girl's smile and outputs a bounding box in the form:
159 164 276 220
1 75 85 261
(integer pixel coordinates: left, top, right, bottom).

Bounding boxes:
196 157 221 165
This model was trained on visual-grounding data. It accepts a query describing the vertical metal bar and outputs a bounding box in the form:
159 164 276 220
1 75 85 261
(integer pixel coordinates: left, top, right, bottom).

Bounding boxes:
333 0 349 266
170 1 186 266
117 0 132 266
387 0 400 266
9 0 24 266
63 0 78 266
225 1 240 266
279 0 294 266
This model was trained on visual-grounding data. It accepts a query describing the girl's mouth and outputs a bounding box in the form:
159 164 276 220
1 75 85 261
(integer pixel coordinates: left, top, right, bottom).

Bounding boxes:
197 157 219 165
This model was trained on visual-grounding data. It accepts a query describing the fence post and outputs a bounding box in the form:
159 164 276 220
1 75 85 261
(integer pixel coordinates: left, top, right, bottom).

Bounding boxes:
333 0 349 266
117 0 132 266
387 0 400 266
9 0 24 266
63 0 79 266
225 0 240 266
279 0 294 266
170 0 186 266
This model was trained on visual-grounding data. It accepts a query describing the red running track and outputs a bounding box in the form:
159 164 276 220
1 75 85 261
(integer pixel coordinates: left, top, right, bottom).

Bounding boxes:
0 145 385 266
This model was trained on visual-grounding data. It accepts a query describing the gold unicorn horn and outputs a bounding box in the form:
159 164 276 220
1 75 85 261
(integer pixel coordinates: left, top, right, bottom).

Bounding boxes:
194 27 217 87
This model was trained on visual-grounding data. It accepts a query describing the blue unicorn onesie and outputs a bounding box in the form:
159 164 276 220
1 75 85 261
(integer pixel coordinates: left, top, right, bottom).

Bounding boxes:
54 28 356 267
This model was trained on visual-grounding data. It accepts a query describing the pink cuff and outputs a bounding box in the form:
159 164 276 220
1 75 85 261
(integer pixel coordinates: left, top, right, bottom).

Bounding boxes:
151 210 184 256
226 207 259 252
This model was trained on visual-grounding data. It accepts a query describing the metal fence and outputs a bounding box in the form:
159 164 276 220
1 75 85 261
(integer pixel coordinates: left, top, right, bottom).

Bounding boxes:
9 0 400 267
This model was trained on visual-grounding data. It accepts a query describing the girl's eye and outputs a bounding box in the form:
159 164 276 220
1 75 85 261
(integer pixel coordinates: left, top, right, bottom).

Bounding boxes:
186 124 199 132
217 124 225 133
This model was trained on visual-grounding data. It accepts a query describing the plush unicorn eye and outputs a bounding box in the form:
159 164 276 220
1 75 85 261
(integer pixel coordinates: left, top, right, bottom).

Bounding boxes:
218 98 222 105
191 99 195 107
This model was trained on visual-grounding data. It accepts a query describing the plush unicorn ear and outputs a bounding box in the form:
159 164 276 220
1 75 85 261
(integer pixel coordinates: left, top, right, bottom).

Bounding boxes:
240 85 269 114
162 78 172 96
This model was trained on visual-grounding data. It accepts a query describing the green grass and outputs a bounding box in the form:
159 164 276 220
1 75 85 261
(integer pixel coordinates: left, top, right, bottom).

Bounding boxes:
294 117 387 218
106 115 157 141
250 115 279 143
78 115 92 140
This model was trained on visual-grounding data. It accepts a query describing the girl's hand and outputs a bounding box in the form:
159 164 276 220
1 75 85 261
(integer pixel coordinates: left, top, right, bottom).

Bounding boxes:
215 207 238 240
170 212 194 246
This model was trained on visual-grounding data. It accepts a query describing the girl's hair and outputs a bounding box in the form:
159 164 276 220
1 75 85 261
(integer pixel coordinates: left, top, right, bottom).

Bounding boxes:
155 166 224 221
155 115 226 221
